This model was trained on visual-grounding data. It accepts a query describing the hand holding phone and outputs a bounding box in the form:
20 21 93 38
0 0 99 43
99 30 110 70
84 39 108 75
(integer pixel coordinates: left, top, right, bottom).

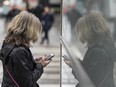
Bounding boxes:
46 54 55 60
62 55 70 61
35 56 52 67
62 55 72 68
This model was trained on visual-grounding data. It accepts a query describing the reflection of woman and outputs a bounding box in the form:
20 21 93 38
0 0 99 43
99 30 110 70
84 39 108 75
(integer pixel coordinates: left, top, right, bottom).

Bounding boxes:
0 11 51 87
65 13 116 87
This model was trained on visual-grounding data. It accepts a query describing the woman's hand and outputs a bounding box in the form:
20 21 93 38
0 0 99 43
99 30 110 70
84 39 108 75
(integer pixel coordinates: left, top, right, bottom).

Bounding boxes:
35 57 51 67
64 59 72 68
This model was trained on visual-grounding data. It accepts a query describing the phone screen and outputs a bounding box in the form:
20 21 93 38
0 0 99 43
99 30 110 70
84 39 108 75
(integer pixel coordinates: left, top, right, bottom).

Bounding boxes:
47 54 55 60
62 55 70 61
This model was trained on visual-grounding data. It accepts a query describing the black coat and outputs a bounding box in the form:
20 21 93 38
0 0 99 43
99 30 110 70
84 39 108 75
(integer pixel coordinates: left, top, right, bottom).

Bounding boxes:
75 43 116 87
66 9 81 29
0 44 43 87
41 13 54 32
28 3 44 21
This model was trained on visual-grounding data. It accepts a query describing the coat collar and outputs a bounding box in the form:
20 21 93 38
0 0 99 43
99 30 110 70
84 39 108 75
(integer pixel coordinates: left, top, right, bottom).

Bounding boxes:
0 44 15 64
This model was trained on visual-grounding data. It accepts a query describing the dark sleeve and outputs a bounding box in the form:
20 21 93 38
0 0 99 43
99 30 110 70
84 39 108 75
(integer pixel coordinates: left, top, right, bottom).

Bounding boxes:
51 14 54 23
81 48 111 86
47 14 54 28
12 48 43 87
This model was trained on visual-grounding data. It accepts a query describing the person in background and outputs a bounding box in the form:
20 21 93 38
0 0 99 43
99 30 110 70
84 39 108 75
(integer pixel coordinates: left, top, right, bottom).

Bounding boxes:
27 0 44 21
40 6 54 45
6 4 21 21
0 11 51 87
64 13 116 87
66 2 82 41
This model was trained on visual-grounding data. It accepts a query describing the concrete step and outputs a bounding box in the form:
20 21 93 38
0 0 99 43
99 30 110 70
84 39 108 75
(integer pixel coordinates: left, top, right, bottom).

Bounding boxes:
33 57 60 62
62 79 77 84
30 47 60 53
38 74 60 84
39 84 60 87
44 67 60 74
62 84 76 87
33 53 60 57
31 47 60 58
47 61 60 66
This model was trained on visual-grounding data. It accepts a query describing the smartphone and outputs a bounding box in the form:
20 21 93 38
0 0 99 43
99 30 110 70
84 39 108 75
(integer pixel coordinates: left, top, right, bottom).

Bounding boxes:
62 55 70 61
47 54 55 60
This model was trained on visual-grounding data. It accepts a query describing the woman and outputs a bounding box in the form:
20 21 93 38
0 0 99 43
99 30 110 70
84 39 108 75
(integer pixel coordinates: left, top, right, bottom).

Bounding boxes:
64 13 116 87
0 11 51 87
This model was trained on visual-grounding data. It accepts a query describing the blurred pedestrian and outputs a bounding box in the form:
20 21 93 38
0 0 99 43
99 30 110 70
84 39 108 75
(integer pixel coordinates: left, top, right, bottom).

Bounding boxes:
6 5 21 21
41 6 54 45
64 13 116 87
0 11 51 87
66 8 81 41
22 0 29 11
67 8 81 29
27 0 44 21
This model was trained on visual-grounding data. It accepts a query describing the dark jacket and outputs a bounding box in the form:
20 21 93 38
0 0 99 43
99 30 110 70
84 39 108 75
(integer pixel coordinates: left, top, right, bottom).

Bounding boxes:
7 9 21 21
75 43 116 87
66 9 81 29
0 44 43 87
28 3 44 21
41 13 54 32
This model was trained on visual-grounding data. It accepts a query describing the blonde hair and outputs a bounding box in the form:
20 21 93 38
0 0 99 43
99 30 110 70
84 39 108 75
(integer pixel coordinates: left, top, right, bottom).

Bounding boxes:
5 11 42 47
75 13 112 47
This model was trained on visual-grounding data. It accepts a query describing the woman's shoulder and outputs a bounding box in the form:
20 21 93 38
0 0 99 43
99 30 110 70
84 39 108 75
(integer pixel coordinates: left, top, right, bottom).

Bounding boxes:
88 44 116 55
85 46 110 60
88 46 106 54
13 45 28 51
11 45 30 56
9 45 31 63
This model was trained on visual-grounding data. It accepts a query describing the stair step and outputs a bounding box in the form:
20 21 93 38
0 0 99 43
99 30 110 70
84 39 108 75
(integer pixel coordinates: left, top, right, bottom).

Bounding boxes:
30 47 60 53
33 52 60 55
47 62 60 67
44 67 60 74
38 74 60 84
41 74 60 79
32 54 60 57
33 57 60 61
62 79 77 84
38 79 60 84
46 66 60 68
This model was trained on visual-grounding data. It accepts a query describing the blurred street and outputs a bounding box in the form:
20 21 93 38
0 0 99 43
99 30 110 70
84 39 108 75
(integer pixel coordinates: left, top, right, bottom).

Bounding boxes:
0 14 60 87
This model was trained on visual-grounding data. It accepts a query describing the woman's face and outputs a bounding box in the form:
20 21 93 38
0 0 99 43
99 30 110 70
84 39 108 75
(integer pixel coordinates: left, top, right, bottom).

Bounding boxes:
44 7 50 13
